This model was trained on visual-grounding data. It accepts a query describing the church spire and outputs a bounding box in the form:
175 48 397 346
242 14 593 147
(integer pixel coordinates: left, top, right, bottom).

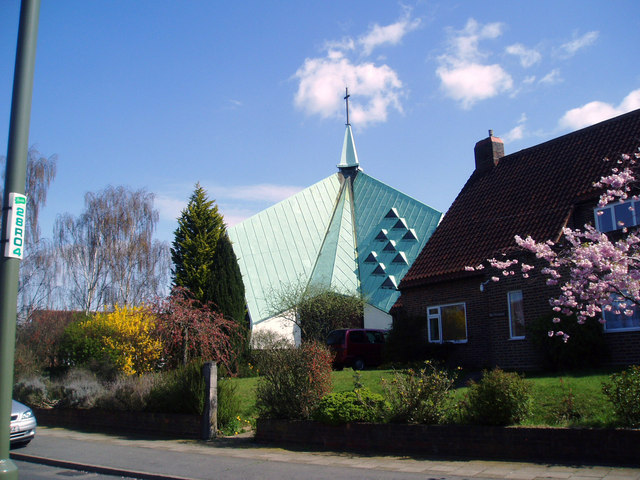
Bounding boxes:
338 87 360 170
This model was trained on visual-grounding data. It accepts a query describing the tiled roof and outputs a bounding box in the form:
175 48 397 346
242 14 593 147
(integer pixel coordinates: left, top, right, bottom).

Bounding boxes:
401 108 640 288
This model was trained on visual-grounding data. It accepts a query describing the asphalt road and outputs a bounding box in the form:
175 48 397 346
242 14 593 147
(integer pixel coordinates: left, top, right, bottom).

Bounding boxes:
10 427 640 480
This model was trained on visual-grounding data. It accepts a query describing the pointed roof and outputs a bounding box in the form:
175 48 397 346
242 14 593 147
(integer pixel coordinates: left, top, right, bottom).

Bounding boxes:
228 119 443 326
338 125 360 169
400 108 640 289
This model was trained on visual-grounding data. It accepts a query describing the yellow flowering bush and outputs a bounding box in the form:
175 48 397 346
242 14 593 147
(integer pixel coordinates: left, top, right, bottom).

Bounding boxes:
62 306 163 376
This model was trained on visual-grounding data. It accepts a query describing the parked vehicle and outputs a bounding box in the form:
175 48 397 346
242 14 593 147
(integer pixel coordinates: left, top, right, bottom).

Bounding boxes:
10 400 36 446
326 328 387 370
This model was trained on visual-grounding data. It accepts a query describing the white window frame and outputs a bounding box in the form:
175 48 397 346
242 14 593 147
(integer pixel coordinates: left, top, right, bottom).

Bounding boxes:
507 290 526 339
427 302 468 344
594 199 640 233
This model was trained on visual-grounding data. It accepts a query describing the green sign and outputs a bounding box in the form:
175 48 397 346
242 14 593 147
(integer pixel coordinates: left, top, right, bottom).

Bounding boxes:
4 193 27 259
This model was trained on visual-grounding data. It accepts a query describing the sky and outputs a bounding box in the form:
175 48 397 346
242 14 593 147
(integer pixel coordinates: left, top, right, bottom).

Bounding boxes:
1 0 639 244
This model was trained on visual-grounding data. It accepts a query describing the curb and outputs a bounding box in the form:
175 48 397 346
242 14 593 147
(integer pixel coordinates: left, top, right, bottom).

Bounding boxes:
10 452 199 480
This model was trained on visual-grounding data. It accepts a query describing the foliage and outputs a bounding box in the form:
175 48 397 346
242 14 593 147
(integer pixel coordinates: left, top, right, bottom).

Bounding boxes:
15 310 78 376
2 148 58 320
382 361 458 424
153 287 241 370
13 377 50 408
256 342 333 420
462 368 532 426
526 313 608 370
217 377 243 434
602 365 640 427
146 361 206 414
61 306 163 377
313 388 388 425
54 186 170 312
171 184 225 304
208 232 246 324
266 280 364 344
94 374 160 412
469 151 640 339
48 369 105 408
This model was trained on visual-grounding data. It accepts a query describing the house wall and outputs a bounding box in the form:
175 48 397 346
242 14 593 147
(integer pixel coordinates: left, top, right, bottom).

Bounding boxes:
399 268 640 369
398 271 554 370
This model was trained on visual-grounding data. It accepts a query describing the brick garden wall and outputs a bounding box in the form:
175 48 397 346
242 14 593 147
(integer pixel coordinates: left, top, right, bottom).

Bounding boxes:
257 419 640 466
33 408 202 439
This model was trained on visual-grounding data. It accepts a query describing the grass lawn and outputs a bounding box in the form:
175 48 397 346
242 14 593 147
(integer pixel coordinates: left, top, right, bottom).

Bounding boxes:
230 367 622 428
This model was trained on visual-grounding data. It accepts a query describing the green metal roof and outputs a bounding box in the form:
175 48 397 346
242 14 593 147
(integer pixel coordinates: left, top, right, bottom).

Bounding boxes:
228 126 443 328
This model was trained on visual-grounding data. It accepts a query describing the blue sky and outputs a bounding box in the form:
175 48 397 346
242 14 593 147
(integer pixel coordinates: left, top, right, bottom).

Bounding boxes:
1 1 639 244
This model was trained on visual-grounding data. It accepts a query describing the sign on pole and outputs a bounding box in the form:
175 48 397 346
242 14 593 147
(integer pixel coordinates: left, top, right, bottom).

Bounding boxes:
4 192 27 259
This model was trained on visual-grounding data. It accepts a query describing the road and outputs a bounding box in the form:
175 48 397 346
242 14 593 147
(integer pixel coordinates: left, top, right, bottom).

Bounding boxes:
10 427 640 480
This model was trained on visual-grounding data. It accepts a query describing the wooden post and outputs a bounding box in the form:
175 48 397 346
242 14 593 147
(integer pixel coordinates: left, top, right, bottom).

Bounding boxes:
201 361 217 440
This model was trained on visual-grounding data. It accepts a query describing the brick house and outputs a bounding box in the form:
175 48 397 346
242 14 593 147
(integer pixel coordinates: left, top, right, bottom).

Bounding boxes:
396 109 640 369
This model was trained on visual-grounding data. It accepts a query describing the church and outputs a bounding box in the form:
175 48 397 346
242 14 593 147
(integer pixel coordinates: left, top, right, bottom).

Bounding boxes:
228 100 442 343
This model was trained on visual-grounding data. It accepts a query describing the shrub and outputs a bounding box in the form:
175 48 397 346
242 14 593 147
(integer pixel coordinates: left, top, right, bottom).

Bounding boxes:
49 369 105 409
313 388 388 425
146 361 206 414
526 313 608 370
382 361 458 424
463 368 532 426
256 342 333 420
217 378 242 434
95 374 160 411
13 377 50 408
60 306 163 377
602 365 640 427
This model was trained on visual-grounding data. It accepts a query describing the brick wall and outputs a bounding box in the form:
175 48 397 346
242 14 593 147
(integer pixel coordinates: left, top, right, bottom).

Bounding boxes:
257 419 640 466
33 408 202 439
397 258 640 369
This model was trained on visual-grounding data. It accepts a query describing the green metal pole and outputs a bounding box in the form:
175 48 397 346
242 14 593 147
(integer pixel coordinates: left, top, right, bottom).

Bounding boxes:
0 1 40 478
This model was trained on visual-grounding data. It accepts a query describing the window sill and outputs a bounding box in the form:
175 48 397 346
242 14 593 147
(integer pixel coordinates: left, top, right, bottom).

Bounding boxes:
604 327 640 334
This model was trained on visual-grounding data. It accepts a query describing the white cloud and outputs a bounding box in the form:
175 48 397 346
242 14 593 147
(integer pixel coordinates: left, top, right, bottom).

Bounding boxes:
358 16 421 56
294 13 417 127
558 31 599 57
539 69 562 85
503 113 527 143
155 183 304 224
436 18 513 108
505 43 541 68
559 88 640 130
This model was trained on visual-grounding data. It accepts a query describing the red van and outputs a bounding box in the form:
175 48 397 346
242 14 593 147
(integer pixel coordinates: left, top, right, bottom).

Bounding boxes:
326 328 387 370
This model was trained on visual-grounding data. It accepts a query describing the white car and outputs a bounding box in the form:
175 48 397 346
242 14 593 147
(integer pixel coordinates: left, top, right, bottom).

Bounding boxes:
10 400 36 446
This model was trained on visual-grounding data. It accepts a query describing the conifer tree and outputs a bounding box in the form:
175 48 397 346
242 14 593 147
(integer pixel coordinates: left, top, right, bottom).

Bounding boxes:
208 232 246 325
171 184 225 303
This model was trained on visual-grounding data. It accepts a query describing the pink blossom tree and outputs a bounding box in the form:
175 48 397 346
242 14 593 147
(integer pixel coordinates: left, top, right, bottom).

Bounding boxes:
466 150 640 342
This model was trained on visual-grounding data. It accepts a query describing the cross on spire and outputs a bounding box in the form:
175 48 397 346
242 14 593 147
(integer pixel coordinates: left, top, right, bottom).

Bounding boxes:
344 87 350 126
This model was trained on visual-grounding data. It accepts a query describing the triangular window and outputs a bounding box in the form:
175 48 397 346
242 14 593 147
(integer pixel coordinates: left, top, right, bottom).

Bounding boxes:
383 240 396 252
392 252 408 264
381 276 397 289
363 252 377 263
402 229 418 241
375 229 388 241
384 208 399 219
371 263 386 276
392 218 408 230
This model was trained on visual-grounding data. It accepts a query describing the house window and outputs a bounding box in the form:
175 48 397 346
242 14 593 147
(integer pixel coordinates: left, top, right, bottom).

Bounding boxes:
595 199 640 232
427 303 467 343
508 290 525 339
603 296 640 332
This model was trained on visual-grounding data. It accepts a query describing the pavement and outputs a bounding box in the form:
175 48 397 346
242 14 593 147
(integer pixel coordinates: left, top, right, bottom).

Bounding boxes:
11 426 640 480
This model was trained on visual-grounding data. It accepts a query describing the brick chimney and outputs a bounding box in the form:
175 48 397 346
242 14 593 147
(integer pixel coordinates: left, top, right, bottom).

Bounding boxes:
474 130 504 173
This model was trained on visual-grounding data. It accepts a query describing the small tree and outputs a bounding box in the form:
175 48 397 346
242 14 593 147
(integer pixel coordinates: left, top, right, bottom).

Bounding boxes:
171 184 225 304
153 287 241 372
267 280 364 343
